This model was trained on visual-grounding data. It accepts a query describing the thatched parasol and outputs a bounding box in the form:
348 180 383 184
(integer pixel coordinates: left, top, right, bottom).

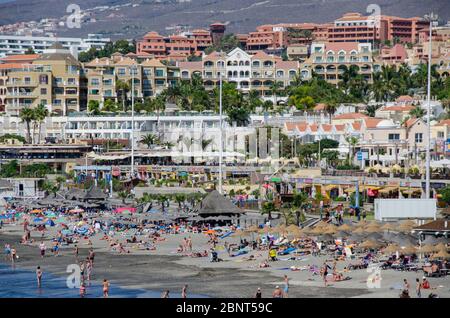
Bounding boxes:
364 225 382 233
431 249 450 260
381 223 397 231
309 226 325 235
433 243 448 252
416 244 436 254
383 244 401 254
339 224 353 231
232 229 249 237
400 245 418 255
323 224 339 234
359 240 382 249
274 224 287 235
352 227 366 234
245 225 260 233
286 224 300 233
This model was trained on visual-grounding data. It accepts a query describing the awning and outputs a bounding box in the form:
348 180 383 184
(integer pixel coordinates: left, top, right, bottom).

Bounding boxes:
323 184 338 191
378 186 399 194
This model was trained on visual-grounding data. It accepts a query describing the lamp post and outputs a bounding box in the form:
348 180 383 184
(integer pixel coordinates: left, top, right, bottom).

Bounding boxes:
425 12 438 199
130 64 137 179
218 70 223 194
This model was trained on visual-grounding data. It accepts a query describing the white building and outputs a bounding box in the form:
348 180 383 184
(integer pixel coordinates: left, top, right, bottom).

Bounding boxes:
0 34 111 57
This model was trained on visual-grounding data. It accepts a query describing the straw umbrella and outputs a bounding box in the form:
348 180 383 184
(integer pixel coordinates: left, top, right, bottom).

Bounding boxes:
339 224 353 232
381 223 397 232
417 244 437 254
323 224 339 234
286 224 300 233
383 244 401 254
359 240 382 249
352 227 366 235
400 245 418 255
433 243 448 252
431 249 450 260
364 225 382 233
309 226 325 236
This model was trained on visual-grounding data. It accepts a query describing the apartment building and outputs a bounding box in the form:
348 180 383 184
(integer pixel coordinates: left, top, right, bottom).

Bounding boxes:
0 34 110 57
178 48 299 100
378 44 408 65
136 28 214 60
302 42 377 84
5 43 86 116
84 54 180 107
431 119 450 158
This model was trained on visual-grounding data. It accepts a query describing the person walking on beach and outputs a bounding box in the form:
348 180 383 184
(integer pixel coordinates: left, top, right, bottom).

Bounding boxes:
161 290 170 298
403 279 410 293
283 275 289 298
88 248 95 266
272 286 283 298
102 279 110 298
86 259 92 282
79 283 86 298
255 288 262 298
322 262 331 287
36 266 42 288
416 278 422 298
10 247 17 264
4 244 11 261
74 245 79 259
181 285 188 298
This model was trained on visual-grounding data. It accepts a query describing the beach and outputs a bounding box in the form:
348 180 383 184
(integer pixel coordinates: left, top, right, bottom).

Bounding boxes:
2 220 449 298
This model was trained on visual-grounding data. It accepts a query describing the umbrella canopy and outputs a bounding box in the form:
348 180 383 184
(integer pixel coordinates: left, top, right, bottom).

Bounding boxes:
434 243 448 252
286 224 300 233
381 223 397 231
416 244 436 254
195 190 243 216
318 233 334 242
359 240 382 249
431 249 450 260
400 245 417 255
421 236 449 245
366 232 383 241
245 225 260 233
352 227 366 234
383 244 401 254
364 225 382 233
339 224 353 231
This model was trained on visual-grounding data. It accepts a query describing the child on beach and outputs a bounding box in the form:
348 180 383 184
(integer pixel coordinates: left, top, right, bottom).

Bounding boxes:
102 279 110 298
36 266 42 288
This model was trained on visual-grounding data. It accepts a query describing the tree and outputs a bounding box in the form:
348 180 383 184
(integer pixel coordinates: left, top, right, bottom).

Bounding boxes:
34 104 49 144
118 191 131 204
88 100 101 115
345 136 359 166
409 106 425 118
0 160 19 178
19 107 35 144
174 194 186 209
269 81 284 106
102 99 119 113
291 191 308 225
439 186 450 206
261 201 276 220
140 133 159 149
116 80 130 111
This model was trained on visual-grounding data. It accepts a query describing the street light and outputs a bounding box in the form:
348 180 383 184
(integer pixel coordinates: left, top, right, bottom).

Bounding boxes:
424 12 438 199
130 64 138 179
218 68 223 194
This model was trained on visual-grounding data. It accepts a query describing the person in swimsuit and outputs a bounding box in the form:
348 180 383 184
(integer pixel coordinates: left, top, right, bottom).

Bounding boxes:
272 286 283 298
322 262 330 287
161 290 170 298
283 275 289 298
36 266 42 288
10 248 17 264
103 279 110 298
79 283 86 298
255 288 262 298
181 285 188 298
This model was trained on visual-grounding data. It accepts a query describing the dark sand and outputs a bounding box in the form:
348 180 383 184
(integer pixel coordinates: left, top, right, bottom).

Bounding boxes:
0 233 371 298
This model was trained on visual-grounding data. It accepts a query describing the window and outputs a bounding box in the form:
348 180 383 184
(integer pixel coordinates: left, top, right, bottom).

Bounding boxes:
415 133 423 143
143 68 152 76
40 88 47 95
388 133 400 141
54 78 62 85
67 78 76 85
117 68 126 76
437 131 444 138
155 69 164 77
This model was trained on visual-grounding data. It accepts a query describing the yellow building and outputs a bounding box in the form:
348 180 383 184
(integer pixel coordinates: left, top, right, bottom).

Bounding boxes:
5 43 85 115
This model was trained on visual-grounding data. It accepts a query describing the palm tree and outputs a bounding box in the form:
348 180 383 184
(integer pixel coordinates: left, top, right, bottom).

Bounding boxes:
118 191 130 204
324 101 338 122
140 133 159 149
409 106 425 118
345 136 359 166
34 104 49 144
174 194 186 209
269 81 283 106
291 191 308 226
19 107 35 144
116 80 130 111
262 201 276 220
162 141 174 150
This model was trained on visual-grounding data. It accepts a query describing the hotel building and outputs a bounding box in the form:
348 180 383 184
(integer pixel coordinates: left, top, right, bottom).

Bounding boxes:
178 48 299 100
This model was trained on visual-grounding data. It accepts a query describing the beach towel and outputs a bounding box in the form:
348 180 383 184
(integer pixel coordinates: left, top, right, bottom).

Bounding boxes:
220 231 234 239
278 247 296 255
231 250 248 257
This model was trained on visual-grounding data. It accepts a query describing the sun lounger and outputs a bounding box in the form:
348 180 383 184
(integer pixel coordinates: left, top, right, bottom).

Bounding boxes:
278 247 296 255
220 231 234 239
